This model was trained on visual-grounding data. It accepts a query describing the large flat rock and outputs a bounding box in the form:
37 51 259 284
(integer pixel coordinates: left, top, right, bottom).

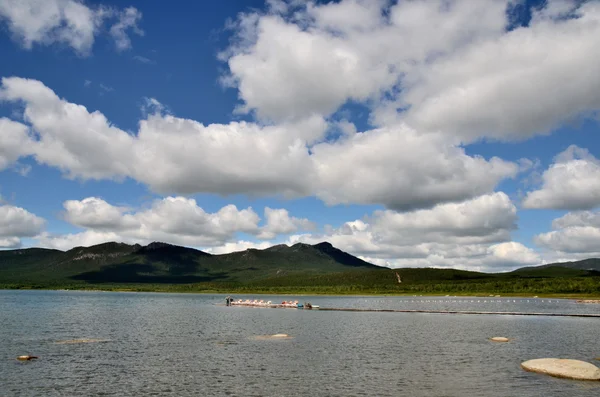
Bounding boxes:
521 358 600 381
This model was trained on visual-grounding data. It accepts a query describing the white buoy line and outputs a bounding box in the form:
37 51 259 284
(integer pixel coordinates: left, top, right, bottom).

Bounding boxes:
403 299 561 303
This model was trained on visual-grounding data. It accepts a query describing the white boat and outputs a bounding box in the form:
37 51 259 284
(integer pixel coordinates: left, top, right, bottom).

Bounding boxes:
227 298 319 309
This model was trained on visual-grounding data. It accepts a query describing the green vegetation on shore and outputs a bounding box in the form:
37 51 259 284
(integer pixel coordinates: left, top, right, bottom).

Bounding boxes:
2 269 600 298
1 241 599 297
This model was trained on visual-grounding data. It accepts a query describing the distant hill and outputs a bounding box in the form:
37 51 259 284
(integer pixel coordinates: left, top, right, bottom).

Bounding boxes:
543 258 600 271
513 258 600 274
0 241 380 285
508 266 600 278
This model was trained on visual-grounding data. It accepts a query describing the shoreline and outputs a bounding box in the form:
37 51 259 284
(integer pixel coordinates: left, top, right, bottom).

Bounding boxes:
2 286 600 300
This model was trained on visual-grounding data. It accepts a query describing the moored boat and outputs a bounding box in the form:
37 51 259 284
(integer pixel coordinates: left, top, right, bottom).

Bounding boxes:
226 298 318 309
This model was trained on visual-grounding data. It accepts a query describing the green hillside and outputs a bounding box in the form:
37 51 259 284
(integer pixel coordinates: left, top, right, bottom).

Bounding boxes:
508 265 600 278
237 266 600 295
1 241 599 296
0 241 379 287
535 258 600 272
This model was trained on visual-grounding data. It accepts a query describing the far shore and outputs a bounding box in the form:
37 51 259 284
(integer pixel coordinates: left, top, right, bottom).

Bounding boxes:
2 286 600 300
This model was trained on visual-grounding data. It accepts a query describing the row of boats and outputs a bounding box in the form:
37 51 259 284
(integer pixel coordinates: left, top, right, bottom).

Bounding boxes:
225 297 319 309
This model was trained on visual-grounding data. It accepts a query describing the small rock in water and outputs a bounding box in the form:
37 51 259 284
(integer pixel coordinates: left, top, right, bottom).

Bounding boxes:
521 358 600 381
490 337 510 342
17 355 38 361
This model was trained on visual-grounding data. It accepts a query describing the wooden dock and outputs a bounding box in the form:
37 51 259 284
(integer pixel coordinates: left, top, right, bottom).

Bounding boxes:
317 307 600 318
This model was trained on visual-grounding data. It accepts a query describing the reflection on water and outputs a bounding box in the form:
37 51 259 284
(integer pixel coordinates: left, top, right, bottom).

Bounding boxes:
1 291 599 396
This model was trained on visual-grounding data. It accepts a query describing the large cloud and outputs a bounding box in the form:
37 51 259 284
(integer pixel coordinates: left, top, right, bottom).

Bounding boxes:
225 0 507 123
0 77 517 210
311 126 517 210
535 210 600 258
257 207 315 240
552 210 600 230
131 114 323 196
38 196 314 250
58 197 261 248
370 192 517 245
0 77 136 180
523 146 600 210
63 197 138 230
0 204 45 248
223 0 600 142
0 0 143 54
401 1 600 141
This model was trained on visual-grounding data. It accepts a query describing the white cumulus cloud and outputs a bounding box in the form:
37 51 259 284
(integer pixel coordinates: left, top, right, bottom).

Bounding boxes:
523 145 600 210
109 6 143 51
0 204 45 248
311 126 517 210
0 77 135 180
205 240 275 255
0 0 143 55
57 196 261 248
257 207 315 239
224 0 507 123
535 209 600 258
400 1 600 142
62 197 137 230
37 197 314 250
223 0 600 142
0 118 33 170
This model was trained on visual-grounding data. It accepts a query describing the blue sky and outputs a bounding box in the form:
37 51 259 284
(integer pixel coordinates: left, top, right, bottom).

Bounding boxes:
1 0 599 271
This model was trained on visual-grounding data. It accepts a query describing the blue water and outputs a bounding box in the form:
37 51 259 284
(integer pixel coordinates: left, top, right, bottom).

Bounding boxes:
1 290 599 396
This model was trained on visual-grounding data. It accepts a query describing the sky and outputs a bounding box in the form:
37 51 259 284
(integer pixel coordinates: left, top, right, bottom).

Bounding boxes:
0 0 599 272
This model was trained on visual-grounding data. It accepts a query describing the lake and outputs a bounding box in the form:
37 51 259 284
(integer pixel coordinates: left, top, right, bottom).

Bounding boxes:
1 290 599 396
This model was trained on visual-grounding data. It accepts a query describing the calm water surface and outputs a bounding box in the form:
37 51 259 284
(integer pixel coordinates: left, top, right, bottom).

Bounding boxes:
1 291 599 396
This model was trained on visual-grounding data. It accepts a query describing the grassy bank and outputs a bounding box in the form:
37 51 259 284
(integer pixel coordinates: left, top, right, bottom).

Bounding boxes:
2 275 600 299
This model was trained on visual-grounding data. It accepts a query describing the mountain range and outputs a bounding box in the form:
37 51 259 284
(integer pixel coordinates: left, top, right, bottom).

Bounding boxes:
0 241 599 293
0 241 379 285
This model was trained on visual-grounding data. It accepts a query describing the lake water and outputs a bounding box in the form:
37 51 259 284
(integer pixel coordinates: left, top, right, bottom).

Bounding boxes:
1 290 600 396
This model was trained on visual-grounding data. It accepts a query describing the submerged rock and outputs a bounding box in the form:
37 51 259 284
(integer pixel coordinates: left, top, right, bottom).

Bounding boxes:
55 338 110 344
16 355 38 361
490 337 510 342
521 358 600 381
